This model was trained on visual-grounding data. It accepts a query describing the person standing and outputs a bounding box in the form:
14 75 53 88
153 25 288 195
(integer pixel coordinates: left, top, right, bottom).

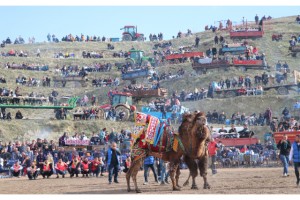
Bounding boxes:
143 156 158 185
195 36 200 48
106 142 121 184
277 134 291 177
289 135 300 186
208 138 218 175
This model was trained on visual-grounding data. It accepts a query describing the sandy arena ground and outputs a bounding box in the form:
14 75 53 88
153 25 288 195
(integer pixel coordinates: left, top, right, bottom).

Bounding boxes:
1 167 300 194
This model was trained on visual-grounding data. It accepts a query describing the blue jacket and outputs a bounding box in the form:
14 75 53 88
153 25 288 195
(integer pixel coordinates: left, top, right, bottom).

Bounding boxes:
292 142 300 163
144 156 154 165
106 147 121 166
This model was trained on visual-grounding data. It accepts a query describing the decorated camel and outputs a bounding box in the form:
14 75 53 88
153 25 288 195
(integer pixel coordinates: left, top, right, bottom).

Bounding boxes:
126 112 211 193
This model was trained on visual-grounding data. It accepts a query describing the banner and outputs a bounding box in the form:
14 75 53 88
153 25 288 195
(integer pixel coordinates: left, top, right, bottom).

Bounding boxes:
134 112 147 126
65 139 90 146
145 116 160 144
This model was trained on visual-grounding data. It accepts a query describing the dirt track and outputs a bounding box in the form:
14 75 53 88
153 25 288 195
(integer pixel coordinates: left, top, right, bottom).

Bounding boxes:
1 168 300 194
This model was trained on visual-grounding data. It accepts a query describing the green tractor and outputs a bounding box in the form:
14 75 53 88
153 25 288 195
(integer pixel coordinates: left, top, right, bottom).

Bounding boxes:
126 49 156 67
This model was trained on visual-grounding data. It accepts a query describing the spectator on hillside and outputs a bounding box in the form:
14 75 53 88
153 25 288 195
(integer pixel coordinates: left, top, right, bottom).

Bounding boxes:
264 108 272 126
195 36 200 47
214 35 219 45
255 14 259 25
296 15 300 24
15 110 23 119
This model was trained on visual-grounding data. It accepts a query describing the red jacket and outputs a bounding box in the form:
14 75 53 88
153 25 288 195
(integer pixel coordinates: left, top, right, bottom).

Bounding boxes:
208 141 218 156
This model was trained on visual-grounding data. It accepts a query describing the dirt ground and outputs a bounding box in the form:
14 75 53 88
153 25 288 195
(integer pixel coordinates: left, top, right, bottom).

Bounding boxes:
1 167 300 194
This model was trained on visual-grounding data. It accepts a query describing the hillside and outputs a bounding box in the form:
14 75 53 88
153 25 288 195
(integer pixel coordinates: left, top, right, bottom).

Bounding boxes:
0 15 299 142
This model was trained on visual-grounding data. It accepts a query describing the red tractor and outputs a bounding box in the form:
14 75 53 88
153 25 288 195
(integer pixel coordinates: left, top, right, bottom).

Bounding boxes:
120 25 144 41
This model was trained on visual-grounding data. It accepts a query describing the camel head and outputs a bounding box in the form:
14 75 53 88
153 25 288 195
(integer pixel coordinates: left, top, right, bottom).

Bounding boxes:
194 112 206 127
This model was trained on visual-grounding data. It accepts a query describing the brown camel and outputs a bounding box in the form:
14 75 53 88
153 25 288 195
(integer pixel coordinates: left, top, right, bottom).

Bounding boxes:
179 112 211 190
126 112 210 193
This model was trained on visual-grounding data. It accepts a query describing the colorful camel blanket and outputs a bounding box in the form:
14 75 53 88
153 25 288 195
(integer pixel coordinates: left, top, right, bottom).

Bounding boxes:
131 112 179 153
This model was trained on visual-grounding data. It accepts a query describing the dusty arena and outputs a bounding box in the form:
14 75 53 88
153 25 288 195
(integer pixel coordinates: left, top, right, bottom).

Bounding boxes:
1 168 300 194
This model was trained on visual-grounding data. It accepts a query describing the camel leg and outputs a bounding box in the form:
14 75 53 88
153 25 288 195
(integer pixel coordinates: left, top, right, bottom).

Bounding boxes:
132 159 143 193
126 158 143 193
198 156 211 189
169 162 181 191
184 156 198 190
183 173 191 187
175 165 181 188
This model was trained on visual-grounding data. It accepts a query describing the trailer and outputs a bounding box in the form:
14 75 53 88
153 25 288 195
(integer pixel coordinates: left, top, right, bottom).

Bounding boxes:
215 138 259 147
219 45 247 56
192 58 230 74
232 59 269 71
130 88 168 99
192 58 268 74
273 131 299 144
214 83 298 98
229 20 264 39
53 76 88 87
121 68 150 80
165 51 204 64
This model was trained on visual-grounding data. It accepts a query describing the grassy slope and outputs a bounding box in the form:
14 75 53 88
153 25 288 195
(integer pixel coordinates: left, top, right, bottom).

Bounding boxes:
0 15 299 142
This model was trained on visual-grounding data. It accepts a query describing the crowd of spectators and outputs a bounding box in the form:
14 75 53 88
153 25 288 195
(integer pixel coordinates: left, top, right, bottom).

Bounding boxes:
0 128 133 179
149 33 163 41
205 108 273 126
1 49 28 57
61 34 107 42
5 62 48 71
92 77 119 87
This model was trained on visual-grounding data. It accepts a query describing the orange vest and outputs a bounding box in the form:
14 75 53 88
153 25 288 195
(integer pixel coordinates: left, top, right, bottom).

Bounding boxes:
43 164 51 171
71 161 78 169
81 162 89 170
56 162 67 171
91 160 100 171
14 164 20 172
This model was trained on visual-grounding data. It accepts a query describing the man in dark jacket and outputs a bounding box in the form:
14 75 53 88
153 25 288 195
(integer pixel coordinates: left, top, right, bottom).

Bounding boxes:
277 134 291 176
106 142 121 184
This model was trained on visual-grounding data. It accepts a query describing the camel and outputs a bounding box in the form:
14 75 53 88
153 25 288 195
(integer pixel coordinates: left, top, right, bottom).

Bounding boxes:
126 112 211 193
179 112 211 190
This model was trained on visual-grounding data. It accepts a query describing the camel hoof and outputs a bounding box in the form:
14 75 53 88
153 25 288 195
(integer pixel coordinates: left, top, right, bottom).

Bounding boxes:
204 184 211 189
183 181 189 187
191 185 199 190
173 186 181 191
136 189 142 193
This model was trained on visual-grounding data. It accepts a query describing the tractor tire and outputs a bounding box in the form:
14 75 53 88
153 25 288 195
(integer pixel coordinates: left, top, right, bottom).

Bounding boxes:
277 87 289 95
122 34 133 41
125 58 135 66
96 108 105 119
115 106 130 121
137 36 144 41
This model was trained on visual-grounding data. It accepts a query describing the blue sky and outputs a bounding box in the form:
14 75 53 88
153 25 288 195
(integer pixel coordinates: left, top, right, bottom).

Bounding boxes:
0 6 299 42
